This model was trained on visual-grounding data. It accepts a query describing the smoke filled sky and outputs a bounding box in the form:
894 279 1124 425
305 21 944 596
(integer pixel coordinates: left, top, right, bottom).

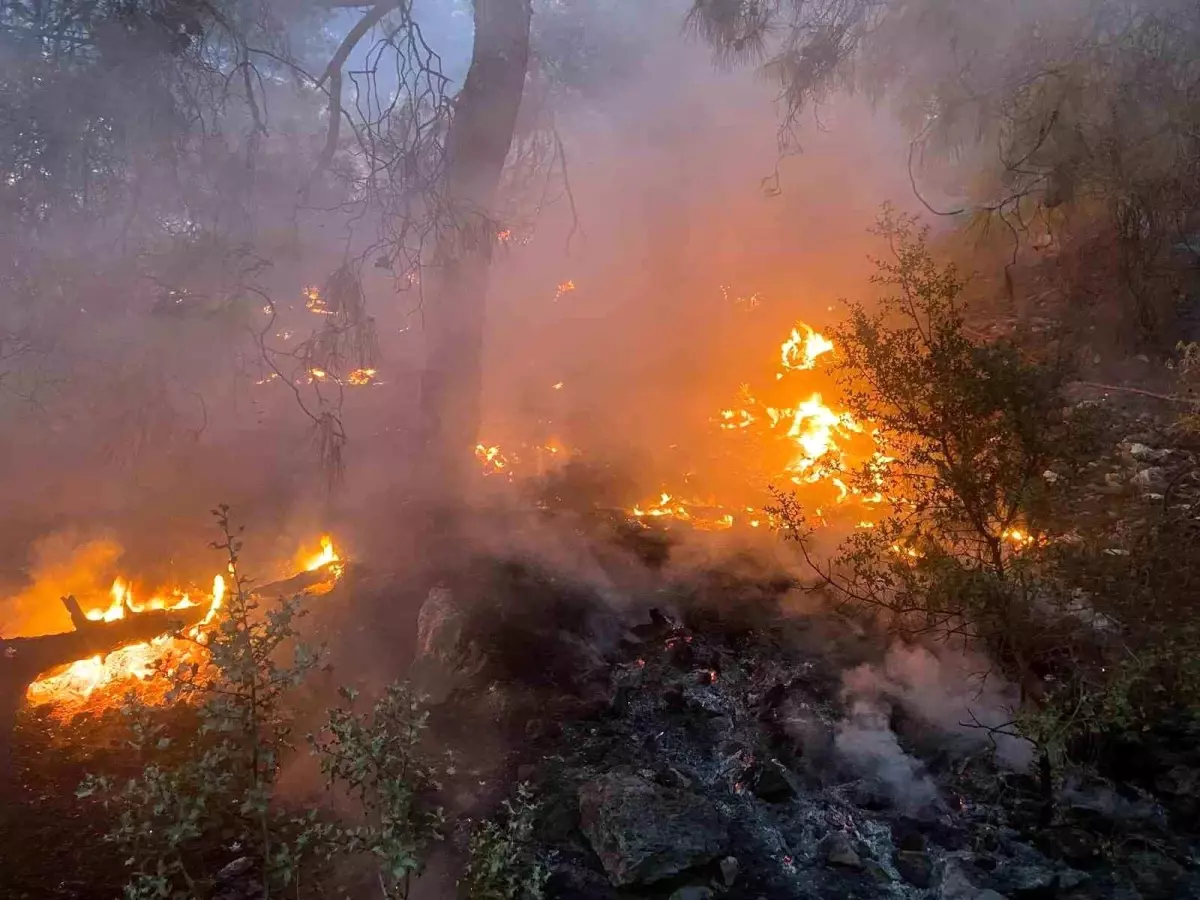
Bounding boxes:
0 0 917 622
478 15 914 487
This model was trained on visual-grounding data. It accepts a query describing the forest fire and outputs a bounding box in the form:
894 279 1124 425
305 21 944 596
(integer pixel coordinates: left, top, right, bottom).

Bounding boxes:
625 321 881 529
23 536 342 717
467 318 882 530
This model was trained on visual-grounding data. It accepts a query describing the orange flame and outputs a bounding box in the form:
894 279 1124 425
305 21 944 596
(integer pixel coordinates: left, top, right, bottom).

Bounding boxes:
26 537 339 715
778 323 834 377
347 368 379 386
475 443 511 476
302 535 342 575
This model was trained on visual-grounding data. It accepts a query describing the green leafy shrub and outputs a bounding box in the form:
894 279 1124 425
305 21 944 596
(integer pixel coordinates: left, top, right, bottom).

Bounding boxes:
460 783 550 900
773 210 1200 791
79 505 322 899
297 682 446 899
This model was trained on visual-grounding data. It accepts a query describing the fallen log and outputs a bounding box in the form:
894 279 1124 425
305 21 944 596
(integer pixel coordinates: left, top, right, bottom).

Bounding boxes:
1 597 210 786
0 566 344 785
2 596 210 689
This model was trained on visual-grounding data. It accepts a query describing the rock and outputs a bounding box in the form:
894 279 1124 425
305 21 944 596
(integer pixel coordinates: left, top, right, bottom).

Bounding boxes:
894 850 934 888
662 684 686 712
216 857 254 881
1127 443 1170 463
720 856 739 887
1126 851 1184 898
1035 828 1102 869
995 861 1084 896
668 888 713 900
752 758 799 802
892 823 928 853
579 770 728 886
708 715 734 738
863 860 893 884
1154 764 1199 798
682 684 731 716
548 853 619 900
850 778 894 811
939 857 1006 900
1131 467 1166 489
663 766 693 790
411 586 484 701
818 832 863 870
757 682 787 719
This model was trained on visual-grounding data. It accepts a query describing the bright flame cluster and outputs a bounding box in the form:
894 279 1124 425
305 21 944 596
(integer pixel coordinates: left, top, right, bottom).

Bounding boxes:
26 536 341 715
631 322 876 528
475 443 511 476
25 574 227 710
779 323 835 376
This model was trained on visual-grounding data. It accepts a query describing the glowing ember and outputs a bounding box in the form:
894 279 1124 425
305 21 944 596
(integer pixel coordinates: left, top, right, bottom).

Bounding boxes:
554 280 576 300
347 367 379 386
304 286 332 314
475 443 511 476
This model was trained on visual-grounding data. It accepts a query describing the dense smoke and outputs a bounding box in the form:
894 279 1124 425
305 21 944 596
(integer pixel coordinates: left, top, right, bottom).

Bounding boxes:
835 642 1033 806
0 0 920 635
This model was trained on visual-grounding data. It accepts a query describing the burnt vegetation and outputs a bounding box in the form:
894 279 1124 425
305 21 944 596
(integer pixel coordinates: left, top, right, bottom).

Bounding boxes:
2 1 1200 900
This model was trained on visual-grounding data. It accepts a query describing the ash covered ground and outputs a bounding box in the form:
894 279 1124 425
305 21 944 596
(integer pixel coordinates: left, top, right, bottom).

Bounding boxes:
398 493 1200 899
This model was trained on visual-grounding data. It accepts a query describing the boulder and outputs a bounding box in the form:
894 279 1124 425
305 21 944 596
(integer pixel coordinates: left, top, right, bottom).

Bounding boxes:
719 856 739 887
412 586 483 701
1126 851 1185 898
817 832 864 870
939 857 1008 900
752 758 800 802
579 771 728 886
894 850 934 888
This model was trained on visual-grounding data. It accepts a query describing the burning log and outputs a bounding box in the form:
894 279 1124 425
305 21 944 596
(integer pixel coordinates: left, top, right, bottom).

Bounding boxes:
5 595 210 686
0 596 210 784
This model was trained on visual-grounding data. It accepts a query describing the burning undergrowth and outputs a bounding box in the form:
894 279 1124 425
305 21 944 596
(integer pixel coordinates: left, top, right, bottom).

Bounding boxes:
475 318 890 535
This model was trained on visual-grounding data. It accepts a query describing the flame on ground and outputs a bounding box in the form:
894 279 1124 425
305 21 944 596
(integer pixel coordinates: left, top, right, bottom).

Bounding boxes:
476 443 512 476
629 321 869 528
779 323 835 376
26 537 340 717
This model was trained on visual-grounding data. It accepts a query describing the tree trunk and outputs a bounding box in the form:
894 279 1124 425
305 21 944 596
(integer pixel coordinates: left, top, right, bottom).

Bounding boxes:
418 0 532 507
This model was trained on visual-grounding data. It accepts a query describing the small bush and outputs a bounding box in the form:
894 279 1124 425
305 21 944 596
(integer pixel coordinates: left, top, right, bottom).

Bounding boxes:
460 783 550 900
773 210 1200 791
79 505 322 899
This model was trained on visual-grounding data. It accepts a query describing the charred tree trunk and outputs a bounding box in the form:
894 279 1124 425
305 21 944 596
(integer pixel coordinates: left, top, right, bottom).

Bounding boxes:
418 0 532 511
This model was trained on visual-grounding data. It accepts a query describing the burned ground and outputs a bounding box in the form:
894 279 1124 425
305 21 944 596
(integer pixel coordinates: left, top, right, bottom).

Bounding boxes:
403 507 1200 900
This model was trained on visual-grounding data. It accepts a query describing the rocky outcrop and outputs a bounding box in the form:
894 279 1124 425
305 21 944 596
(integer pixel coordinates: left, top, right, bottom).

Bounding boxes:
415 539 1200 900
578 770 729 886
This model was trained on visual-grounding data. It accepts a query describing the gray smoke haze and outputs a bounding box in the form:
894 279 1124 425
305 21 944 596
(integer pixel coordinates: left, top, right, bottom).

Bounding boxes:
835 696 941 815
837 642 1033 791
0 0 973 642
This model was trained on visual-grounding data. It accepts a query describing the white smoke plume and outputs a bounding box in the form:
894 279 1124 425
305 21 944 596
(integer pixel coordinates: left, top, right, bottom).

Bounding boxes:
834 641 1033 810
